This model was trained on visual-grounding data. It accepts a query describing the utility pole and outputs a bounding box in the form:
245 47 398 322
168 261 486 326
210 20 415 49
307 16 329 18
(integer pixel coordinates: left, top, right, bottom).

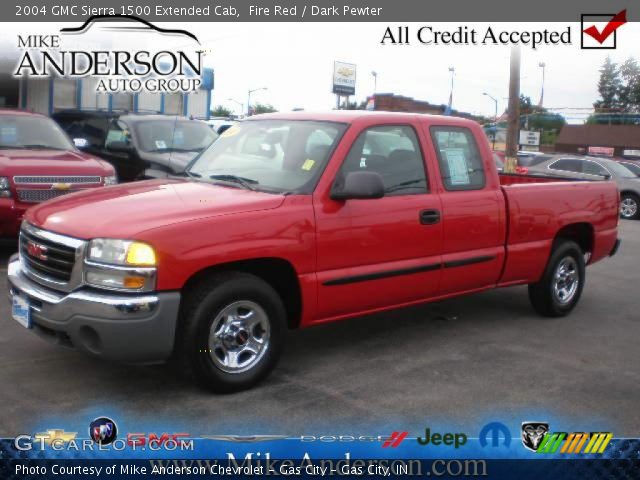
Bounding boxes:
505 46 521 173
247 87 267 116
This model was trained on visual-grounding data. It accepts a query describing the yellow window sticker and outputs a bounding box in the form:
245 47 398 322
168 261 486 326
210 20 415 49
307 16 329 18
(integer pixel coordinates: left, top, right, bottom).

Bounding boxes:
301 159 315 171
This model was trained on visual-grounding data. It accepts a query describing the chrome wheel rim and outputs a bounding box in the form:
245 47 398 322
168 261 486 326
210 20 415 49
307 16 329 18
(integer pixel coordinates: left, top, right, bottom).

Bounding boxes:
553 256 579 305
208 301 270 374
620 198 637 218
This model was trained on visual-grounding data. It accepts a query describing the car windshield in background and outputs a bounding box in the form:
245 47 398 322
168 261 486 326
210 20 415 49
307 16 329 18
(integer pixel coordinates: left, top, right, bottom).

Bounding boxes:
0 115 74 150
134 120 217 153
605 160 638 178
621 162 640 176
188 120 347 193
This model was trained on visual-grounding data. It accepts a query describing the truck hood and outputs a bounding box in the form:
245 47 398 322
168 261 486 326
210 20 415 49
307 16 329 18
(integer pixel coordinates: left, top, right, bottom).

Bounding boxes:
25 179 286 239
0 149 112 175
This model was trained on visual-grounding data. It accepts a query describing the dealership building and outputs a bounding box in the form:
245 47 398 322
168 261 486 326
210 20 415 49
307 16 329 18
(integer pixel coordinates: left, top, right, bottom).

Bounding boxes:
555 124 640 158
0 69 214 118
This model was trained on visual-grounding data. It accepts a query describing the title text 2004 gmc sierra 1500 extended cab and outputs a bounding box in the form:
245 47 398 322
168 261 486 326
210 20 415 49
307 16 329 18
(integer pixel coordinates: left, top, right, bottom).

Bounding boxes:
7 112 620 392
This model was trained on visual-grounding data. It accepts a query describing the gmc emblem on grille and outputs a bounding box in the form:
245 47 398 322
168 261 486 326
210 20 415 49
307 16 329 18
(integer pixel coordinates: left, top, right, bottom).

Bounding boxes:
27 241 48 261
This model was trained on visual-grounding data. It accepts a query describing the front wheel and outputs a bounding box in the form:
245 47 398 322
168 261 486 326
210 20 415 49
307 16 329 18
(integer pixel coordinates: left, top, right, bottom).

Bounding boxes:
620 193 640 220
178 272 286 393
528 240 585 317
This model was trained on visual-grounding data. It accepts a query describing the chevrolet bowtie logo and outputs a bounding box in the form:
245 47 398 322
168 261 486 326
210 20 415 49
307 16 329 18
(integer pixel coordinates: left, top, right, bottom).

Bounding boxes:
51 183 72 191
34 429 77 444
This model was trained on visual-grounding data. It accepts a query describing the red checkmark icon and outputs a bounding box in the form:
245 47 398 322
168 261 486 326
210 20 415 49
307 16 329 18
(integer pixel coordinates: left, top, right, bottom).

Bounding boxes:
583 9 627 44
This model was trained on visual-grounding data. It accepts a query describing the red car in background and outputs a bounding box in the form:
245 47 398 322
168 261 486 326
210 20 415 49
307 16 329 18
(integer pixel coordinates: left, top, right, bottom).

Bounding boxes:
0 109 116 239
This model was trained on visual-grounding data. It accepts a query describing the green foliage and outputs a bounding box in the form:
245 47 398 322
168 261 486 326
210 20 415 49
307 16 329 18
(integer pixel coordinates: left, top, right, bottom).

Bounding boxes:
210 105 232 117
593 56 640 112
252 103 278 114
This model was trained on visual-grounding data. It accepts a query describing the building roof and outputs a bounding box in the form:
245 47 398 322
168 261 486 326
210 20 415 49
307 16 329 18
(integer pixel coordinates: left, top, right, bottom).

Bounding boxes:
557 124 640 148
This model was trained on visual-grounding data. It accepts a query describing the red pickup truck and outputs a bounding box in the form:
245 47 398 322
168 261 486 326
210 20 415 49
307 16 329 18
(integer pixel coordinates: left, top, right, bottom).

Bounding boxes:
0 109 117 239
7 112 620 392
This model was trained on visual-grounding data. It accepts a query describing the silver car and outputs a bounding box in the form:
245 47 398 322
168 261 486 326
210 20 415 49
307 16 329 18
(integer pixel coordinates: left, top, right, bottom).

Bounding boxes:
527 155 640 220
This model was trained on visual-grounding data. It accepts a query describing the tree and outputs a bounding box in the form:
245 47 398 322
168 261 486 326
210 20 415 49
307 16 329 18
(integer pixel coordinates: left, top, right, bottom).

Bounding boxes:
210 105 232 117
252 103 277 114
619 58 640 113
594 56 622 112
519 95 535 115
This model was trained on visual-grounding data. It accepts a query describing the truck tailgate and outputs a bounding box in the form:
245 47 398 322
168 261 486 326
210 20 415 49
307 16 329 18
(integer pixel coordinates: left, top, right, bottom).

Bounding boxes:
499 179 619 285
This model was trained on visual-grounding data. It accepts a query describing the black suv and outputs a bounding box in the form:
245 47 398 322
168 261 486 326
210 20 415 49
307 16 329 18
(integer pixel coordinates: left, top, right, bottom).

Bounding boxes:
52 110 217 182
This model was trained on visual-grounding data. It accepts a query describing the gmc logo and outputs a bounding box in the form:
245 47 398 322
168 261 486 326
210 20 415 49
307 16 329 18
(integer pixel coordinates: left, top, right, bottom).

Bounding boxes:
27 241 48 261
127 433 190 448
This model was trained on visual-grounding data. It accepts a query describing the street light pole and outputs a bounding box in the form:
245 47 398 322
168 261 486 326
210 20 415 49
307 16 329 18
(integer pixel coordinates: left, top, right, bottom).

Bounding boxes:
483 92 498 151
538 62 546 109
447 67 455 113
227 98 244 118
247 87 267 116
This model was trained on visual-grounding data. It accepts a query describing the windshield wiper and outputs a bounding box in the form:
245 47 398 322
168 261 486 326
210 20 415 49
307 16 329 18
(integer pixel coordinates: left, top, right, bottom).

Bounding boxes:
209 174 259 191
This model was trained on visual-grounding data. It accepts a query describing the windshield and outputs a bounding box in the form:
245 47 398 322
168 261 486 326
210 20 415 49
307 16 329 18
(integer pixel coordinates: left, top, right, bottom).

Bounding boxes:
606 160 638 178
621 162 640 176
188 120 347 193
0 115 74 150
134 120 217 153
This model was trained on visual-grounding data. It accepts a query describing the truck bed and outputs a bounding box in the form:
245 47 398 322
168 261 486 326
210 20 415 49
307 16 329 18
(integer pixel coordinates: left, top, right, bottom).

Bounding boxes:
498 175 619 286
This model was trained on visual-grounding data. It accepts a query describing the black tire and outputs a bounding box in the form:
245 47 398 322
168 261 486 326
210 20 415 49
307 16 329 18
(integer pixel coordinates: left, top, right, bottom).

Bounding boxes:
620 193 640 220
177 272 286 393
528 240 585 317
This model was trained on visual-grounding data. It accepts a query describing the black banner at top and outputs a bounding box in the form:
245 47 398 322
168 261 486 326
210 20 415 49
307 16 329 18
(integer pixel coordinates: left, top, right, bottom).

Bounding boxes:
6 0 640 22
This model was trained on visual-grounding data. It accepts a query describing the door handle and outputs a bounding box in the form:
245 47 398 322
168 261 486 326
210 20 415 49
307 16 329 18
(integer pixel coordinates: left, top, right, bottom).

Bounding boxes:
420 209 441 225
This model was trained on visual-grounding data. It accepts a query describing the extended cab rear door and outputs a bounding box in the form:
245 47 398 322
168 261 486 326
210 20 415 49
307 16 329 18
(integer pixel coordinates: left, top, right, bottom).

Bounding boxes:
313 118 443 320
424 122 506 295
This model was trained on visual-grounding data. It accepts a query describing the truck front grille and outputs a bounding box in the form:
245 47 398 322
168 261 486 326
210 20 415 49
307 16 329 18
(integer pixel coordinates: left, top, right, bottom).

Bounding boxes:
17 189 77 203
13 176 102 185
19 223 85 292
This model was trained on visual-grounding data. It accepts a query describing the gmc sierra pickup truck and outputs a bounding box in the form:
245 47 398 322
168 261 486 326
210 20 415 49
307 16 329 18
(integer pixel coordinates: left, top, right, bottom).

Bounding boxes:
7 112 620 392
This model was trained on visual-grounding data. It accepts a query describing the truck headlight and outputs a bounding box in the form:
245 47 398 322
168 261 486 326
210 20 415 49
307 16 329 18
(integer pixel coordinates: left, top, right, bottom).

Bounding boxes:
103 175 118 186
88 239 156 266
0 176 11 198
85 239 157 291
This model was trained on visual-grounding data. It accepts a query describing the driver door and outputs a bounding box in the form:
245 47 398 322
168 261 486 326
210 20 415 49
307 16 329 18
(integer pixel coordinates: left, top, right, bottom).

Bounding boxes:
313 122 443 320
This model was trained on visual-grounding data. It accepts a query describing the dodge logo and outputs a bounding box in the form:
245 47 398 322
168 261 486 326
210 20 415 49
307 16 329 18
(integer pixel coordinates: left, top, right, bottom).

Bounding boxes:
27 241 48 261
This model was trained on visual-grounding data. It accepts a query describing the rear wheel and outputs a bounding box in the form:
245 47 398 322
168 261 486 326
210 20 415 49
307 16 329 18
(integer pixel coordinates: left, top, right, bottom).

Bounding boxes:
620 193 640 220
528 240 585 317
178 272 286 393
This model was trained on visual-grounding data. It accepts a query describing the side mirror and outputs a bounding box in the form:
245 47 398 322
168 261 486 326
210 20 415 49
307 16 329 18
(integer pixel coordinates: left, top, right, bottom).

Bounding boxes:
331 171 385 201
107 141 133 153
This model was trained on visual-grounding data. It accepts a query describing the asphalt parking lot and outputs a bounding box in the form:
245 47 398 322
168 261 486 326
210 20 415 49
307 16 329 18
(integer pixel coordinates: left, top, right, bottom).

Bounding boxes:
0 221 638 437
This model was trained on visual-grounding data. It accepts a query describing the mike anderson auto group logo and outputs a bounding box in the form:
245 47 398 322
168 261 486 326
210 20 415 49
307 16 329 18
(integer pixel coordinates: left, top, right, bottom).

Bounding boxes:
13 15 204 94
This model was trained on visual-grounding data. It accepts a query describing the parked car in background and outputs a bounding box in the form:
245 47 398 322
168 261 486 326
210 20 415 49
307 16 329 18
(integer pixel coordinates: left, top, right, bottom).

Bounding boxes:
516 150 547 167
0 109 116 239
8 111 619 392
493 151 529 174
206 118 239 135
527 154 640 220
52 111 217 182
617 161 640 177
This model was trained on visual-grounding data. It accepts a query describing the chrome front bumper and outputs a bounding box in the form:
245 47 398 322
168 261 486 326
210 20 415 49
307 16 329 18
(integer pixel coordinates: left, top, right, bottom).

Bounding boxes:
7 255 181 363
